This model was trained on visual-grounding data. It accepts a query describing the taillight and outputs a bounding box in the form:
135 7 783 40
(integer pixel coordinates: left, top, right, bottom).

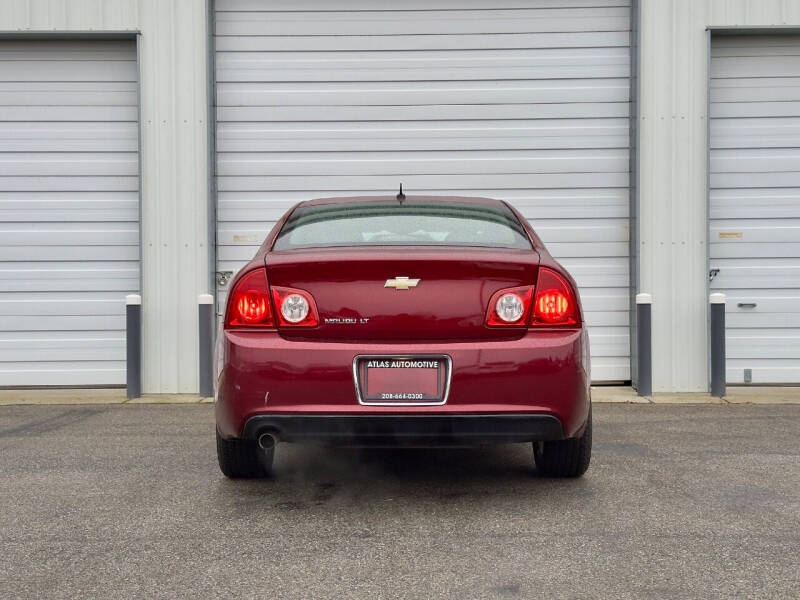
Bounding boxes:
226 268 273 328
531 267 580 326
485 286 533 326
272 287 319 327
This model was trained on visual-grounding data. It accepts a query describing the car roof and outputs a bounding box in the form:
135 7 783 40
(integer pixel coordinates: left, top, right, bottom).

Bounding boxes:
299 195 507 207
256 193 546 255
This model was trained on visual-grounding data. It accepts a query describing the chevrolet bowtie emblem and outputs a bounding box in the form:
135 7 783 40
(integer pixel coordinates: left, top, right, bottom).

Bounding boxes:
384 276 421 290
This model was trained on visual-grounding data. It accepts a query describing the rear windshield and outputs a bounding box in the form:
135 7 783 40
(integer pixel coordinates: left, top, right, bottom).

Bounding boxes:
273 201 532 250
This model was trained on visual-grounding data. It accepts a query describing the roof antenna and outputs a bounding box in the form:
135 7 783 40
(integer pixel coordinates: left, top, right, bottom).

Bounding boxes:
396 182 406 203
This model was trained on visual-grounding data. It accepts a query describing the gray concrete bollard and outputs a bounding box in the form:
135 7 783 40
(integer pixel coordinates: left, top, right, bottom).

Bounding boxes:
198 294 214 398
636 293 652 397
125 294 142 399
710 293 726 398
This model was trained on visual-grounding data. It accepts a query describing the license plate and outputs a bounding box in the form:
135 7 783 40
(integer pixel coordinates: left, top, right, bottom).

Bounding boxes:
353 355 451 405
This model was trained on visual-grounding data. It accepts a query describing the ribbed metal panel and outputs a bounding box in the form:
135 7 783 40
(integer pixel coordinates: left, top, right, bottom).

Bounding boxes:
136 1 210 394
638 0 800 392
709 34 800 384
0 0 140 29
0 0 210 393
0 38 138 386
214 0 632 382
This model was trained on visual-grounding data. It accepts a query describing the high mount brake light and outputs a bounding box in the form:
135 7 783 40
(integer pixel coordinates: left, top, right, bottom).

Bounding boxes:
226 268 273 327
272 287 319 327
531 267 580 326
485 286 533 326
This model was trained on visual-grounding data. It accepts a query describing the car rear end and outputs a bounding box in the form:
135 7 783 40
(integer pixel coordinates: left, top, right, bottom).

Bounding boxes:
215 196 591 477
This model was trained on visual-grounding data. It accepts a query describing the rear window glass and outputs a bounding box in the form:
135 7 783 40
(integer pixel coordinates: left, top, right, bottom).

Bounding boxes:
273 201 532 250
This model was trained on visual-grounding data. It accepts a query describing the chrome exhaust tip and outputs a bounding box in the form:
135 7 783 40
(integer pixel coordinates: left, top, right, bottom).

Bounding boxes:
258 433 277 451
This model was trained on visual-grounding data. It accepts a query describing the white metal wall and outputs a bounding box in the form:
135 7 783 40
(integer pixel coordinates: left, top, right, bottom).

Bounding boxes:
0 0 210 393
214 0 632 382
0 39 138 386
637 0 800 392
709 34 800 384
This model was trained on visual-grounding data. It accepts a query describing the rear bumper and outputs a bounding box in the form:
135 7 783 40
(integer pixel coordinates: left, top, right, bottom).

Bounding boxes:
216 328 591 440
242 414 565 446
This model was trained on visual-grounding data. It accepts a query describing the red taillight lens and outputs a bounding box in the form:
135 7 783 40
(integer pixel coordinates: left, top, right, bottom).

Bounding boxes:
226 268 273 328
536 291 569 320
485 286 533 326
531 267 580 326
272 286 319 327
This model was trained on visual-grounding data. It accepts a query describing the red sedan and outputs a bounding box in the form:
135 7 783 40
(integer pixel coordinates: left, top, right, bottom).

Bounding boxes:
216 195 592 478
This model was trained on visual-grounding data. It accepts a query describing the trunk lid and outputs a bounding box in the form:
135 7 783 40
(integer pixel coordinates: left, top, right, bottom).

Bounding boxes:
265 247 540 340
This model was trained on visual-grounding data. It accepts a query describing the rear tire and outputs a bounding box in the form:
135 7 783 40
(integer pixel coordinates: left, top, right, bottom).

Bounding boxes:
216 430 274 479
533 408 591 478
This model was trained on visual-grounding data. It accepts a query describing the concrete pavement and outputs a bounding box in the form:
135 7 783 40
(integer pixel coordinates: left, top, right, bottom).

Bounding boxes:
0 403 798 599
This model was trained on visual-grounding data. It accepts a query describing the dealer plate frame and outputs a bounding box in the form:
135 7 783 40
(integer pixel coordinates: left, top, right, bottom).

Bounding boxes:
352 354 453 407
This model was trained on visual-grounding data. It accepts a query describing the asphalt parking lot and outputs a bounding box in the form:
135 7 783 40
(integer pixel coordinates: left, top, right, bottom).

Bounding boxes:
0 404 798 599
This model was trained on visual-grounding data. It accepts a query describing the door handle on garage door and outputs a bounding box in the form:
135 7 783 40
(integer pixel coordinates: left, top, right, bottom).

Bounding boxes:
216 271 233 287
737 302 757 309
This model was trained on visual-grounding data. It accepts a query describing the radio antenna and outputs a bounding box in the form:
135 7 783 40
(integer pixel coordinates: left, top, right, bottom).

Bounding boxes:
396 183 406 202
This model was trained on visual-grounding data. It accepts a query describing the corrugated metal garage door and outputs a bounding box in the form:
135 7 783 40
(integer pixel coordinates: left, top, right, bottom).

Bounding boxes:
710 35 800 384
0 39 139 387
214 0 632 382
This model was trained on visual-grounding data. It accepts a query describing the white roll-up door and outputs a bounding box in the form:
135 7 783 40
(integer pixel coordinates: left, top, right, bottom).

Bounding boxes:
0 39 139 387
214 1 632 382
710 35 800 384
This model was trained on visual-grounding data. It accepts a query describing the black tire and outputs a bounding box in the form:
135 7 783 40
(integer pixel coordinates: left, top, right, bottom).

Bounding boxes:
216 431 274 479
533 408 592 478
